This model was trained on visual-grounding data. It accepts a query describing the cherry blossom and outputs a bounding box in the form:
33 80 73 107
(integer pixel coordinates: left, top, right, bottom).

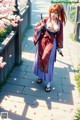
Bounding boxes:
0 0 24 30
0 56 6 68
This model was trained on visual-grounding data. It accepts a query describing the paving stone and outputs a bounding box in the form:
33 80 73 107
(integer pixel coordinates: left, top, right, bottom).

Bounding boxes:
61 78 73 85
52 82 63 92
22 60 34 66
13 65 27 72
0 101 31 120
1 84 24 94
25 65 33 73
24 72 37 80
62 84 75 94
52 76 62 85
0 98 75 120
10 70 26 78
7 77 36 87
22 52 31 60
0 91 25 103
58 92 74 105
22 105 75 120
0 91 58 109
22 86 58 100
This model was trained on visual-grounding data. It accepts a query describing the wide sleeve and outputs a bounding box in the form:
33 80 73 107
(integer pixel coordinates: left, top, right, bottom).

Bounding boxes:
33 22 42 45
56 21 63 48
33 17 48 45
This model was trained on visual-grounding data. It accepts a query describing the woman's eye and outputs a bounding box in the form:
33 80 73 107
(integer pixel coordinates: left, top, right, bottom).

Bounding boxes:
54 12 57 14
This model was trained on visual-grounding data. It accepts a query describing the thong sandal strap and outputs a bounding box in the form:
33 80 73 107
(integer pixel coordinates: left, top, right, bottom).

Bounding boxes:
37 79 42 84
45 87 51 92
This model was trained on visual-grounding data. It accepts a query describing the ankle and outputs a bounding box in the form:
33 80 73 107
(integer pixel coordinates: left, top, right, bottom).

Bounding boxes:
47 82 51 88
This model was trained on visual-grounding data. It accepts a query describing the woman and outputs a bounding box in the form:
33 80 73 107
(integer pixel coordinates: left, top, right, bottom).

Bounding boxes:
33 4 67 92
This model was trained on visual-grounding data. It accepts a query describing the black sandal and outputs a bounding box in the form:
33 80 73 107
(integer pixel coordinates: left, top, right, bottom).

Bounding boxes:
45 87 51 92
37 79 42 84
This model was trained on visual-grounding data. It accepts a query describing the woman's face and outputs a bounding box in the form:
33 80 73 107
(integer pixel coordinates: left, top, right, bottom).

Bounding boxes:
50 11 58 19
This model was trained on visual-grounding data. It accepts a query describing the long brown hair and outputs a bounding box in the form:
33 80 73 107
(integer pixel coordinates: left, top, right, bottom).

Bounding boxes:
49 4 67 25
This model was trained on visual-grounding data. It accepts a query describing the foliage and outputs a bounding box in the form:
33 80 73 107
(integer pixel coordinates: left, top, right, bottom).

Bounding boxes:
75 73 80 93
0 0 24 42
0 25 12 42
74 63 80 120
75 63 80 93
0 0 24 29
69 33 77 41
74 108 80 120
77 64 80 71
67 5 76 23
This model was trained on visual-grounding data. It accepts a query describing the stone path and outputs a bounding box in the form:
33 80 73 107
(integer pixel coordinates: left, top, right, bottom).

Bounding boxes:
0 0 80 120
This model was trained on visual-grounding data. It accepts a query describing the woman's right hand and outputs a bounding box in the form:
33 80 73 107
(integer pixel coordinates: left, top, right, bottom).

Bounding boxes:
37 20 46 30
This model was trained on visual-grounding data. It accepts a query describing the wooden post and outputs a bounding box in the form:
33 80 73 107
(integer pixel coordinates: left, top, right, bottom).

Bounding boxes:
77 22 80 41
14 24 22 65
74 5 80 41
13 0 19 15
27 0 31 27
13 0 22 65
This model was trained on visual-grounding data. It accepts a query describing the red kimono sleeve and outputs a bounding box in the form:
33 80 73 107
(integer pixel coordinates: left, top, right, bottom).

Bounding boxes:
33 22 42 45
33 17 48 45
56 20 63 48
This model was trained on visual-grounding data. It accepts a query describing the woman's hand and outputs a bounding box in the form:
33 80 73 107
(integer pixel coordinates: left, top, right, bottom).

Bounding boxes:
37 20 46 30
57 48 63 57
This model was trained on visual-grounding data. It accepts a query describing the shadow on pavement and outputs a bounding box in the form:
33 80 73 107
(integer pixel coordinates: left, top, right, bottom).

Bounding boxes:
0 1 76 119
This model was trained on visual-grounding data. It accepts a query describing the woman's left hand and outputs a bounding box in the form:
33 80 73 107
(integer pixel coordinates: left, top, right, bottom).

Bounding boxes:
57 48 63 57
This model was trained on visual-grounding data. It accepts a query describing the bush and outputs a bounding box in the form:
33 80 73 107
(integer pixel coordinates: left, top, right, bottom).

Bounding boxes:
75 64 80 93
69 33 76 41
74 64 80 120
68 6 76 23
75 73 80 93
70 8 76 22
0 25 12 43
74 108 80 120
77 64 80 71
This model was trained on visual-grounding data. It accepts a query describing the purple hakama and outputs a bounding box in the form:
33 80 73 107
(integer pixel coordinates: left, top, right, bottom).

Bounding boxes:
33 38 56 83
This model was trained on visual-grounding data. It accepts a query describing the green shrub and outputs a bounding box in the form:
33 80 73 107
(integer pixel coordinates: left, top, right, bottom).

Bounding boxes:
75 63 80 93
74 64 80 120
0 25 12 43
69 33 76 41
75 73 80 93
74 108 80 120
77 64 80 71
68 6 76 23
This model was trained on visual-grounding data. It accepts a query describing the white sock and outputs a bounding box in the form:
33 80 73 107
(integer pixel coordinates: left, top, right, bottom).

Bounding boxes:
47 82 51 88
